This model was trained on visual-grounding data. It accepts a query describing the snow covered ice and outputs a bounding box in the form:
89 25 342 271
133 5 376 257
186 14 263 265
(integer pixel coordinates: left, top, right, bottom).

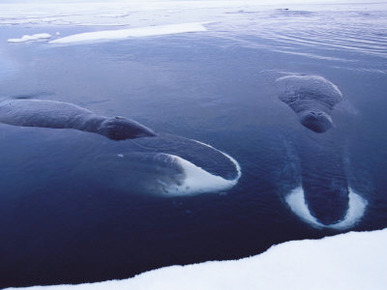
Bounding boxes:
49 23 208 45
6 229 387 290
8 33 52 43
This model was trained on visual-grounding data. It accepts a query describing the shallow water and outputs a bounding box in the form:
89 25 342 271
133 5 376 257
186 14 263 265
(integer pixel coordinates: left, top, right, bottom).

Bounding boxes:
0 2 386 288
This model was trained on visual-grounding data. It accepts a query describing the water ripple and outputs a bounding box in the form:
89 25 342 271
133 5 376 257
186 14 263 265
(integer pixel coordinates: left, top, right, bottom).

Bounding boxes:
220 6 387 61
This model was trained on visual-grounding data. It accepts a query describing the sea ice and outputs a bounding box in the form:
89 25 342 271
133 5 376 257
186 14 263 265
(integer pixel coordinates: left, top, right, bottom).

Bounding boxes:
8 33 52 43
49 23 208 45
6 228 387 290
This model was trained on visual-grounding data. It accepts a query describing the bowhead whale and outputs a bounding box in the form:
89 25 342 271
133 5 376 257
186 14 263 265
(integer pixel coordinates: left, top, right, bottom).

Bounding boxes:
77 133 241 196
0 99 156 140
0 99 241 197
276 74 367 229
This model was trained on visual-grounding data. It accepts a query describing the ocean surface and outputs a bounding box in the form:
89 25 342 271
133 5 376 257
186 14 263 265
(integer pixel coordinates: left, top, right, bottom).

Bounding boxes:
0 2 386 288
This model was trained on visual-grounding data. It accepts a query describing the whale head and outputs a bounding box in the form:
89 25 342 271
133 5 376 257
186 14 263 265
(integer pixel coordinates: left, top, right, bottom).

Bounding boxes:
112 151 240 197
299 110 333 133
99 116 156 140
128 134 242 196
82 134 241 197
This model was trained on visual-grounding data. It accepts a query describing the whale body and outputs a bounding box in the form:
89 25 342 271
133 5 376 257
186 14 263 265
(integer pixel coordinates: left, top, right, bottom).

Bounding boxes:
297 133 349 225
78 134 241 196
276 75 343 133
0 99 241 196
276 75 366 228
0 99 156 140
281 131 367 228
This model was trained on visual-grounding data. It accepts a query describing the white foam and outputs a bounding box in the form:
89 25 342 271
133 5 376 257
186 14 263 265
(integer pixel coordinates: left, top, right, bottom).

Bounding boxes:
285 186 368 230
8 33 52 43
160 151 241 197
49 23 207 45
194 140 242 180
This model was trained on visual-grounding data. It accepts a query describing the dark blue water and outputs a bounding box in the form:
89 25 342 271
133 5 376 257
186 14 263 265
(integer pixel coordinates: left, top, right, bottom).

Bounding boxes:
1 3 387 288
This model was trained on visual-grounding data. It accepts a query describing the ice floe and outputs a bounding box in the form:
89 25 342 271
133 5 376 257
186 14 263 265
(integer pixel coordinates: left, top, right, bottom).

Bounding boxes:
49 22 208 45
7 33 51 43
6 228 387 290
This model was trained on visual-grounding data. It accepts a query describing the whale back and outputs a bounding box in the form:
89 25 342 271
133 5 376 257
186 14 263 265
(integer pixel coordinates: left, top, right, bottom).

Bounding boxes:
98 116 156 140
74 134 241 197
0 99 94 128
0 99 156 140
276 75 343 108
296 130 350 225
132 133 241 181
276 75 344 133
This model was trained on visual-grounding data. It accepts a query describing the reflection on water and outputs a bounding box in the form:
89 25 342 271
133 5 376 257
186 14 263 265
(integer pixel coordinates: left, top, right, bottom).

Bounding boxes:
211 4 387 71
0 2 386 288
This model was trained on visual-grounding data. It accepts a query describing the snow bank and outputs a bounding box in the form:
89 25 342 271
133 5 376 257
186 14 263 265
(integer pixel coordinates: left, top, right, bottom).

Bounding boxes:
7 229 387 290
50 23 207 45
0 1 351 28
0 1 256 27
1 0 383 28
8 33 51 43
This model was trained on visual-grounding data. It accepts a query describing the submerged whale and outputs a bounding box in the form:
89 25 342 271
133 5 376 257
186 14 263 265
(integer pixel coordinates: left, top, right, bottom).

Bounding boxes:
0 99 156 140
0 99 241 196
276 75 343 133
78 133 241 196
281 130 367 229
276 75 367 229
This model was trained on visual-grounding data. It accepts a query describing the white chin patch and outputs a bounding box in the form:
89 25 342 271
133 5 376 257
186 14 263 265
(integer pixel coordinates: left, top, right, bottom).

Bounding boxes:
160 147 241 197
285 186 367 230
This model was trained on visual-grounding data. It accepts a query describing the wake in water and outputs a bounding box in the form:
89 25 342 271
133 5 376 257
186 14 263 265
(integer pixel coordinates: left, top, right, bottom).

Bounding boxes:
148 144 241 197
285 187 367 230
276 74 368 229
0 99 242 197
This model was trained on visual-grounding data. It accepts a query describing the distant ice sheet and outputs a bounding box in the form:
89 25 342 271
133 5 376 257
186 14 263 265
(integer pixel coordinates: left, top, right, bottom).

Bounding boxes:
8 33 51 43
49 23 207 45
6 228 387 290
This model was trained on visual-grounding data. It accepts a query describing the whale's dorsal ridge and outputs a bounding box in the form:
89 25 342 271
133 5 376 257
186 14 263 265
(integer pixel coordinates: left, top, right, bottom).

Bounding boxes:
276 74 344 133
0 99 156 140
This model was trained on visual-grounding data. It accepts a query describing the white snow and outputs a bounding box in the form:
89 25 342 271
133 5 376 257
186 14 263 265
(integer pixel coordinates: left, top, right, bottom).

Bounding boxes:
1 1 373 28
2 0 384 44
6 228 387 290
49 23 208 45
285 186 368 230
7 33 51 43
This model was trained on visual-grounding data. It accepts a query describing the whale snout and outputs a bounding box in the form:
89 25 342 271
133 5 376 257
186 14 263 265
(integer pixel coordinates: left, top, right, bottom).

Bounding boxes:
299 110 333 133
